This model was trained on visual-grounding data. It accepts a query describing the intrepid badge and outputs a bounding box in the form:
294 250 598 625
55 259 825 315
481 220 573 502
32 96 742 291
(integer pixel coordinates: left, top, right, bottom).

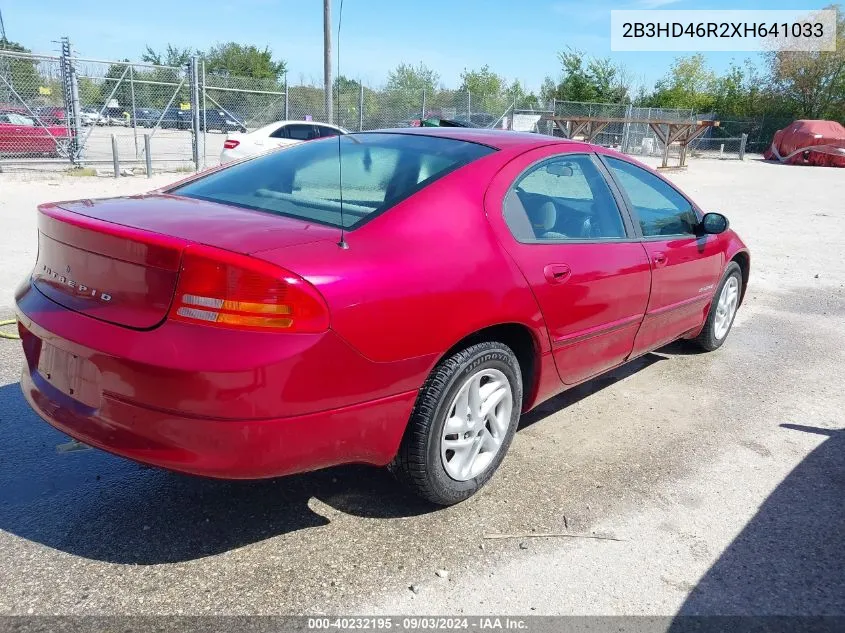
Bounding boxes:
41 265 112 302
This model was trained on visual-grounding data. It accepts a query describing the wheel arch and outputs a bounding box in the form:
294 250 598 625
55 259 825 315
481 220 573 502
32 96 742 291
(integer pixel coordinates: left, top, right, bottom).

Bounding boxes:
729 249 750 305
437 322 542 411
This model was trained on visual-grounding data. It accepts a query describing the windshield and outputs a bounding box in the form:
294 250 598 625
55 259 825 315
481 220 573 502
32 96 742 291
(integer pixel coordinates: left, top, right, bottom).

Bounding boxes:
171 132 495 229
0 113 36 126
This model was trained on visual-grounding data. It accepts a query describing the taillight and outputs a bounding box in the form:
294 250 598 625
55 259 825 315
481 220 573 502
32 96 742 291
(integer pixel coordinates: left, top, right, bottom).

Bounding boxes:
169 245 329 332
223 139 240 149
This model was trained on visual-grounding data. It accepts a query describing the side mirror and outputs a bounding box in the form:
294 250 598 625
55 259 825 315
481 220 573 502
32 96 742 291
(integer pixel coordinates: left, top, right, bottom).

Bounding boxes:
701 212 729 235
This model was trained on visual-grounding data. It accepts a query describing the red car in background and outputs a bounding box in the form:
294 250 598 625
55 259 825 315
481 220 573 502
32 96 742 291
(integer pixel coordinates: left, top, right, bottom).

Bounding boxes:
33 105 67 125
15 128 749 505
0 110 72 157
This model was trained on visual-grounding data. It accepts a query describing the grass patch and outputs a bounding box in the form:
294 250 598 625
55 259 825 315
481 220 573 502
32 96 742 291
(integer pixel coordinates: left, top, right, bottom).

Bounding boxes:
65 167 98 177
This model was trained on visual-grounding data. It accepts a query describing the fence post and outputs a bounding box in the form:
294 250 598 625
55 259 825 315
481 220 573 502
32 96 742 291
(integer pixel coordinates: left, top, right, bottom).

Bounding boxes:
188 56 200 171
622 102 633 153
59 37 82 167
421 87 426 119
358 81 364 131
284 73 289 120
467 89 471 118
111 134 120 178
130 66 139 158
144 134 152 177
739 133 748 160
201 59 207 170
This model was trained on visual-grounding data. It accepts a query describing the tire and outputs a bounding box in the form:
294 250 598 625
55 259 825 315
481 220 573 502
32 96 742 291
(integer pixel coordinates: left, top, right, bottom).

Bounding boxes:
693 262 742 351
52 138 71 159
390 341 522 505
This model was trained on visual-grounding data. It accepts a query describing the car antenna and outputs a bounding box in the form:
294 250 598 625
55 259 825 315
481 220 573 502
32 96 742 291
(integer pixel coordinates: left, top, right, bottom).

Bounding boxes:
336 0 349 250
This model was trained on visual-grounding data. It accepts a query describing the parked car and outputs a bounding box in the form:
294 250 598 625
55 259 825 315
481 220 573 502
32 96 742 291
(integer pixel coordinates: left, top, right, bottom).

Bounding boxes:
80 107 107 126
220 120 346 162
101 107 129 126
176 109 247 133
33 106 66 125
453 112 499 128
129 108 184 129
14 129 749 505
131 108 162 128
0 110 72 157
158 108 186 129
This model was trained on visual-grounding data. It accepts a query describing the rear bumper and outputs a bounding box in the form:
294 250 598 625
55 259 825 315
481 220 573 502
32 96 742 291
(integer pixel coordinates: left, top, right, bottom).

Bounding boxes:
15 281 432 478
20 365 416 478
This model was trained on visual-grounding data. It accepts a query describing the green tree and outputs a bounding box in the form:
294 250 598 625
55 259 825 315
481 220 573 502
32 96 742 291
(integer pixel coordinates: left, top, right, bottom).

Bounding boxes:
460 66 504 99
557 48 596 102
587 58 631 104
203 42 286 81
102 60 133 108
649 54 717 112
141 44 193 68
766 4 845 120
0 37 41 101
385 62 439 95
543 49 630 104
332 76 380 130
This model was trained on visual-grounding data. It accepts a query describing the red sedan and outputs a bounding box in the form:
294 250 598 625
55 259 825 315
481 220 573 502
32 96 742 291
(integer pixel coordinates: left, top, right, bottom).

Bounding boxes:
0 110 71 157
15 129 749 505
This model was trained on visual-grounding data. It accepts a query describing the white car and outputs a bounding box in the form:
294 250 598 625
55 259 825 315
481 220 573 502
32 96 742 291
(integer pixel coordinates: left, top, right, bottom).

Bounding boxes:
80 108 108 126
220 120 347 163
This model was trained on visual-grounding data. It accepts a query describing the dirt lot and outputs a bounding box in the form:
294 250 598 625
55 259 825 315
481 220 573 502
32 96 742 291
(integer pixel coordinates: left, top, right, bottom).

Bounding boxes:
0 157 842 616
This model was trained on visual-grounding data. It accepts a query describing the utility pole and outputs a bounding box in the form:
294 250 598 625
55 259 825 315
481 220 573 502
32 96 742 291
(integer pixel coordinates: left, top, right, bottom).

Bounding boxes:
323 0 333 124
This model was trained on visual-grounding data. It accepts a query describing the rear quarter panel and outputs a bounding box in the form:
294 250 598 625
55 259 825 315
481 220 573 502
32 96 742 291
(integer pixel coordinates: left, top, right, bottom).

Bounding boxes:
258 155 551 365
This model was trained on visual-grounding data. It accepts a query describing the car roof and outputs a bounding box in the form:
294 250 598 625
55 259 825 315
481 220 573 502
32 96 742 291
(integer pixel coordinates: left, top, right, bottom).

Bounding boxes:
359 127 580 150
250 120 348 136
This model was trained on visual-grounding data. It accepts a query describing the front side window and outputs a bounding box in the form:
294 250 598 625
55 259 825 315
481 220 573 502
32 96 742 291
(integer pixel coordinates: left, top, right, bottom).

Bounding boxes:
172 133 495 229
504 154 627 242
605 157 698 237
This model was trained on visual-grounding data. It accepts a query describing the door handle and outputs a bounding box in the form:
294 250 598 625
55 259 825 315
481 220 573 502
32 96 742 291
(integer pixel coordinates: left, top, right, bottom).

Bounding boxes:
544 264 571 284
652 252 668 268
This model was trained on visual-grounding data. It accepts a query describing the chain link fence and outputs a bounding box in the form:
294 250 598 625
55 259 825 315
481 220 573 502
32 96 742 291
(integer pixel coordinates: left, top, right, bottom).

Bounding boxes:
0 50 72 163
1 43 769 174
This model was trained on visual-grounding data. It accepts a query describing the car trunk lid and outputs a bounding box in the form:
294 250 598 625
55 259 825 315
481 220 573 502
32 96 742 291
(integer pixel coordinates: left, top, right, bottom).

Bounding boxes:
33 195 339 329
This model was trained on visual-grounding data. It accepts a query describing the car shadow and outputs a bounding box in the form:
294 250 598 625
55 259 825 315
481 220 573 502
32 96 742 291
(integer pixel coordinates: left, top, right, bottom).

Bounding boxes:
0 380 439 565
0 350 669 565
519 351 667 429
669 424 845 622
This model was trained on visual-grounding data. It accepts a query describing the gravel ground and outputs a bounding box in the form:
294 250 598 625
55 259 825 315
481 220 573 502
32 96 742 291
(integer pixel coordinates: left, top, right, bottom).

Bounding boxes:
0 157 842 617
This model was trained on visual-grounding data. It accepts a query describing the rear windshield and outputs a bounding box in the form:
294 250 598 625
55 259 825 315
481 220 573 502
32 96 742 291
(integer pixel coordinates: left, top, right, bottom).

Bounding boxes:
171 133 495 229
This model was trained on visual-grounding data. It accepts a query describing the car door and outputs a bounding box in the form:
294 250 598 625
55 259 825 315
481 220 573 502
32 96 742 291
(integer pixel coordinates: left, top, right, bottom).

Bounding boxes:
0 115 16 154
486 147 652 385
600 155 723 355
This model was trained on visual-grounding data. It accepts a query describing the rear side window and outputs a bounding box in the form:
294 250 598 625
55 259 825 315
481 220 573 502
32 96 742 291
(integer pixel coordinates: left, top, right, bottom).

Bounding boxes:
269 125 288 139
172 133 495 229
317 125 341 138
504 154 626 241
286 124 318 141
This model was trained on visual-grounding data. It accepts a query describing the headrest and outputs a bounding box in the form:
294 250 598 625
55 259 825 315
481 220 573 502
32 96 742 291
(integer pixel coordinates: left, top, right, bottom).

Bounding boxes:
527 201 556 232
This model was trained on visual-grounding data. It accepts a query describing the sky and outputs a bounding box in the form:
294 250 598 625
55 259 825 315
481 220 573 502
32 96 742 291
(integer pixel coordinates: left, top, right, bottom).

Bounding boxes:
0 0 830 93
